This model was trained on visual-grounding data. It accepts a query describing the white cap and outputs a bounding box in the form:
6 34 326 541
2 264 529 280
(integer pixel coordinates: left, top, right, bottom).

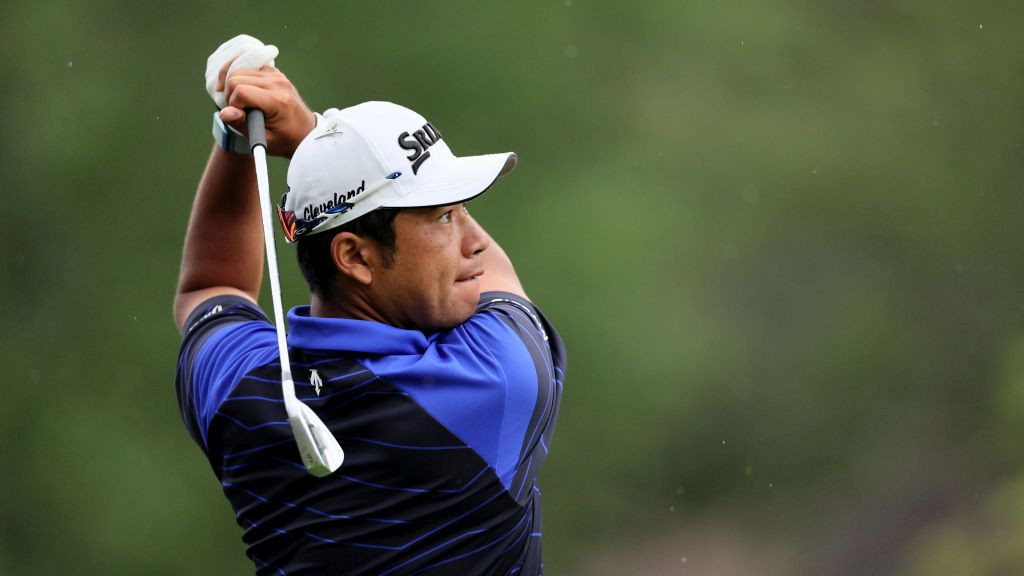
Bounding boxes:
279 101 517 242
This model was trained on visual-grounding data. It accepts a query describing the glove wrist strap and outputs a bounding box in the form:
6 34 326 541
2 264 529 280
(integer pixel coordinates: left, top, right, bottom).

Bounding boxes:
211 112 252 155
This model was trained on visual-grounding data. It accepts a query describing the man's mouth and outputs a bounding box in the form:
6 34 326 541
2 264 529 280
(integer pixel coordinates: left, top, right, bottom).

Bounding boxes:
457 269 484 283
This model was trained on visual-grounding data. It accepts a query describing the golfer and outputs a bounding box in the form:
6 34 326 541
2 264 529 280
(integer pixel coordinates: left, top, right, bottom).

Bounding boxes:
173 35 565 575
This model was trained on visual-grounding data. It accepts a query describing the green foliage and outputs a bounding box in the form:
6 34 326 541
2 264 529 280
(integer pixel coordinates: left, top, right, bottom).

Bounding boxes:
900 476 1024 576
2 1 1024 574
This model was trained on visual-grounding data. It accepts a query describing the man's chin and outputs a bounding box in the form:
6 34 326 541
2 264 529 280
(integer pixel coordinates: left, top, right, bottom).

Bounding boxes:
427 301 478 333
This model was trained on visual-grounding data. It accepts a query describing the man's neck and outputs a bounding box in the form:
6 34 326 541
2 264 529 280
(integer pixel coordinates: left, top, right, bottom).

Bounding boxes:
310 291 389 325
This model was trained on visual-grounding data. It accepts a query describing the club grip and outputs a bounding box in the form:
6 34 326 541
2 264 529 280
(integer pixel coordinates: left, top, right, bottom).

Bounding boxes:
247 108 267 151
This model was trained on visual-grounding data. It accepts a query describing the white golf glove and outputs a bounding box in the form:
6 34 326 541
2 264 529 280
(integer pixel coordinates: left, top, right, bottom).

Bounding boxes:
205 34 279 109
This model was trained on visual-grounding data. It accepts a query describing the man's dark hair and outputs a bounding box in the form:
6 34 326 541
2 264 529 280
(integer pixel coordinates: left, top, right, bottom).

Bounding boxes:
296 208 400 297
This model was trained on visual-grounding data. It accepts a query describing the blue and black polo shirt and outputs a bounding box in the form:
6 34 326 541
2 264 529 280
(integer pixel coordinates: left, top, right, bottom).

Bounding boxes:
175 292 565 575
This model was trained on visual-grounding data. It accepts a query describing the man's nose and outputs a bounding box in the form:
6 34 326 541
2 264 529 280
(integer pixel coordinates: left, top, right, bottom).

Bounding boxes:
464 215 490 256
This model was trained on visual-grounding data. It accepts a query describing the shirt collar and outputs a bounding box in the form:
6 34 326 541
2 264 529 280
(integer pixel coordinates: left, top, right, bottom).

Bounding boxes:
287 306 429 355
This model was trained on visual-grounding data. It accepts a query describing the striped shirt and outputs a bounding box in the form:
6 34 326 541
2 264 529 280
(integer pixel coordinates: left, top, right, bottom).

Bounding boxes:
175 292 565 575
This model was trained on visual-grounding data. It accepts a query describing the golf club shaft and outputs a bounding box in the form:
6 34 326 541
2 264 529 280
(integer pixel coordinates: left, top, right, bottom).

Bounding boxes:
247 109 297 401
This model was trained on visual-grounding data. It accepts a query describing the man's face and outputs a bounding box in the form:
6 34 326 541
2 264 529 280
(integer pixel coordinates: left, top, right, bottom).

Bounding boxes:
371 203 490 332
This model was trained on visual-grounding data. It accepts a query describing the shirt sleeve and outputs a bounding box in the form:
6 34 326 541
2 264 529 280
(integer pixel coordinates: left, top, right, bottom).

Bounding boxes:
472 292 566 487
474 291 567 375
175 295 279 451
424 291 566 486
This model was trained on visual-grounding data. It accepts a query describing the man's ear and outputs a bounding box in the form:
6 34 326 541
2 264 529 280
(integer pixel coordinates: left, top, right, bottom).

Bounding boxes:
330 232 374 285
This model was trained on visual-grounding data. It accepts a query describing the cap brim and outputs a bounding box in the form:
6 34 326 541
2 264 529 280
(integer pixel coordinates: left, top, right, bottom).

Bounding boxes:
383 152 517 208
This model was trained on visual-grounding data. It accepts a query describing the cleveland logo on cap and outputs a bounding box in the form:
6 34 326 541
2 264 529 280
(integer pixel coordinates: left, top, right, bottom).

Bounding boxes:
397 122 442 175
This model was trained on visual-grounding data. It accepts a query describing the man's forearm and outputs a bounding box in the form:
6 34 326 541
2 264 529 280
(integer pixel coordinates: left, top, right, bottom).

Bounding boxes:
478 236 527 299
174 145 264 323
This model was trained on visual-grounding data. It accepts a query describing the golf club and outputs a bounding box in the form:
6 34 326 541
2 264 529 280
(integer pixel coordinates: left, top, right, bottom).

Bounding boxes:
247 109 344 477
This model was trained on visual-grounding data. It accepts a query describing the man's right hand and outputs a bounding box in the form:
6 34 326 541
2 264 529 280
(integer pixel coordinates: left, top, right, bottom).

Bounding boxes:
205 35 316 158
219 66 316 157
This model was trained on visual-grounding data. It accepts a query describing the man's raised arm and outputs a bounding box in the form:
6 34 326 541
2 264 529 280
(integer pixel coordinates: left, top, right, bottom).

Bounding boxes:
173 56 315 331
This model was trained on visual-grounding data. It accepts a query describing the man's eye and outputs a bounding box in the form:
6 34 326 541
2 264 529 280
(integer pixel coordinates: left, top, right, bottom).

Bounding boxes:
439 211 453 223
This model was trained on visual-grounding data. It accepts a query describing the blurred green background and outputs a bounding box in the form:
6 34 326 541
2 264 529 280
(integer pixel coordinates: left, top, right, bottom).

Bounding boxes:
3 1 1024 574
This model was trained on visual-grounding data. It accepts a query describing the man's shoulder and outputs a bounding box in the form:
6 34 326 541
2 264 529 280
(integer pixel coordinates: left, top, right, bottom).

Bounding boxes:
181 294 272 341
474 292 548 337
455 291 557 350
469 291 567 375
175 294 278 450
413 291 565 380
